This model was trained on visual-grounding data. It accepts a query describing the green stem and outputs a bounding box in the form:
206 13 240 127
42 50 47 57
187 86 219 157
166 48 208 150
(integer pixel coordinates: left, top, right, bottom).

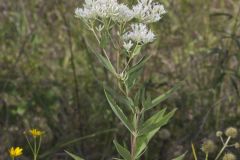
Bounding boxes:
131 134 137 160
130 112 140 160
205 153 208 160
36 136 42 156
34 137 37 160
25 134 34 154
215 137 231 160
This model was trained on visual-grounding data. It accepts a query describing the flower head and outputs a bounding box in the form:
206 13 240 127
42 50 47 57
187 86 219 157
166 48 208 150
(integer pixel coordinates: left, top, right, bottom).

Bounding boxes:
9 147 23 158
133 0 166 23
75 0 98 20
123 23 155 44
112 4 134 23
223 152 236 160
216 131 223 137
201 139 216 154
29 129 44 137
75 0 133 22
234 142 240 149
225 127 238 138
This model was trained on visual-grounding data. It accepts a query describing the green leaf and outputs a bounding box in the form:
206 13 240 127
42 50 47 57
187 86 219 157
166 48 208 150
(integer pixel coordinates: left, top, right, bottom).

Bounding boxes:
104 85 134 111
139 108 175 135
113 140 131 160
105 90 134 134
132 44 142 57
135 108 177 157
100 32 110 48
65 151 84 160
124 56 151 90
127 56 151 75
144 84 181 111
95 52 116 75
172 152 187 160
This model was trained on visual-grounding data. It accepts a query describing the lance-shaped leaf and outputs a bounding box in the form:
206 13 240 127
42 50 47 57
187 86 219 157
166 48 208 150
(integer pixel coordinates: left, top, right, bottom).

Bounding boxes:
113 140 131 160
124 56 151 90
105 90 134 134
95 52 116 75
134 86 144 107
139 108 173 135
172 152 187 160
65 151 84 160
135 108 177 157
104 85 134 111
144 84 181 111
132 44 142 57
127 56 151 75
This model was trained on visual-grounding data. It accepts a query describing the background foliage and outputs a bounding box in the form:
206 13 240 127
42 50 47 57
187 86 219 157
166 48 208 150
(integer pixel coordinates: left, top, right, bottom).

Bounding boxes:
0 0 240 159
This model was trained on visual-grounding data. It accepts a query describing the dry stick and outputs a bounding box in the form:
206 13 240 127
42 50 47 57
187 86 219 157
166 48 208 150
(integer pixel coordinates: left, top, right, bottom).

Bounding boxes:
194 96 228 140
60 7 81 109
57 1 84 154
215 6 240 129
214 137 231 160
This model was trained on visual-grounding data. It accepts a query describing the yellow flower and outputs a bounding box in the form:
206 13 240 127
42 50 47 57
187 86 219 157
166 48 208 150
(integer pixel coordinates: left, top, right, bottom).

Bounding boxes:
9 147 23 157
29 129 44 137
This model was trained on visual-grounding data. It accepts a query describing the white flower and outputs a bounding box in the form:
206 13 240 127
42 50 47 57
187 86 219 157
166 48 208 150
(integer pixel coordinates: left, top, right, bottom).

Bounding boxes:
123 41 133 51
94 0 120 18
123 23 155 44
75 0 98 20
75 0 133 22
133 0 166 23
112 4 134 23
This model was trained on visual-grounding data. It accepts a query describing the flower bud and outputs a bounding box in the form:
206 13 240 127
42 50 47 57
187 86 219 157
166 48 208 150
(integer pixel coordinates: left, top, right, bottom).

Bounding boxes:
234 142 240 149
225 127 238 138
222 153 236 160
201 139 216 153
216 131 223 137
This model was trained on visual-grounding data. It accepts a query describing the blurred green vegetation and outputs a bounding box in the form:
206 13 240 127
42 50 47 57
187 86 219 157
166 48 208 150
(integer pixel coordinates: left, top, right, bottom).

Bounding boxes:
0 0 240 159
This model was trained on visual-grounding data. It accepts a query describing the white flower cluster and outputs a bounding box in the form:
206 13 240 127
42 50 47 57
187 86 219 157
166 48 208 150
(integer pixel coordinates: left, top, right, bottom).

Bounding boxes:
123 23 155 44
75 0 165 46
133 0 166 23
75 0 134 22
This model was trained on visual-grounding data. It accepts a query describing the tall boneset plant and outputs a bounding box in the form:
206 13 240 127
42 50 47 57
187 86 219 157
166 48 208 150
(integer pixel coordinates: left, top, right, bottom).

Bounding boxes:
71 0 185 159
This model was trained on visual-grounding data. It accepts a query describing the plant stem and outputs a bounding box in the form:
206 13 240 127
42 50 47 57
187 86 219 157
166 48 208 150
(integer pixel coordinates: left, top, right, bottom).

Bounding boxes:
130 113 140 160
215 137 231 160
25 134 34 153
34 137 37 160
131 134 137 160
36 137 42 156
205 153 208 160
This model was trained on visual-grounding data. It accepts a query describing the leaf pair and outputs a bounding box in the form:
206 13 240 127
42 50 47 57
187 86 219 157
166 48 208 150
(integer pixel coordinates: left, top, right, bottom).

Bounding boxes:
135 108 177 157
142 83 181 111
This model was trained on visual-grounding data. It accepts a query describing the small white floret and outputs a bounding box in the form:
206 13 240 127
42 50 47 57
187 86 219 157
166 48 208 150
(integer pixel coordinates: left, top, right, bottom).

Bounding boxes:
123 23 155 44
133 0 166 23
123 41 133 51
